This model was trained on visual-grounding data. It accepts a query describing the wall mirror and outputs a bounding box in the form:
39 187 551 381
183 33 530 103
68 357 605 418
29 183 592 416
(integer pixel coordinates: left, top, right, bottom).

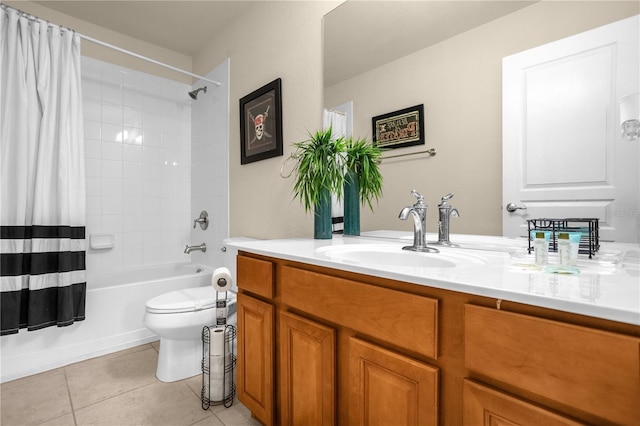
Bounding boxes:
323 1 639 241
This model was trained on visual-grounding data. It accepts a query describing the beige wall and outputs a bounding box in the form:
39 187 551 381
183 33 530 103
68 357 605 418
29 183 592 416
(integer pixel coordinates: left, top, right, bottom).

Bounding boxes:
325 1 639 236
193 1 341 239
4 1 193 83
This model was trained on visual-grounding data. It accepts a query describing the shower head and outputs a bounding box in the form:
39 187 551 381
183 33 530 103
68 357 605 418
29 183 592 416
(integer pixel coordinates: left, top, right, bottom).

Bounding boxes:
188 86 207 100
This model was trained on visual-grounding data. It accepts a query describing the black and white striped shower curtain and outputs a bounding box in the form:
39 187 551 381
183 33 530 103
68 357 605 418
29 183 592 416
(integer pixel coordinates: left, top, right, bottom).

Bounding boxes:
0 6 87 335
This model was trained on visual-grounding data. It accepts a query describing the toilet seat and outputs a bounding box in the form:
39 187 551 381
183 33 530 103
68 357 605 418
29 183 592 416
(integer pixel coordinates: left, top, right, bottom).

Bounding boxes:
146 287 228 314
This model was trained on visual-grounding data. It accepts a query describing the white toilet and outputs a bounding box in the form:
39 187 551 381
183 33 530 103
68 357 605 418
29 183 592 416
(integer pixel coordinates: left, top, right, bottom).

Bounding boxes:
143 286 236 382
143 238 251 382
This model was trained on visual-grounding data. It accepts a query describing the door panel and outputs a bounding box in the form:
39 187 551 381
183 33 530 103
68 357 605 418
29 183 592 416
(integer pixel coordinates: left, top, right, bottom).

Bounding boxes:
348 336 438 426
463 380 584 426
278 311 336 426
237 293 274 426
503 16 639 242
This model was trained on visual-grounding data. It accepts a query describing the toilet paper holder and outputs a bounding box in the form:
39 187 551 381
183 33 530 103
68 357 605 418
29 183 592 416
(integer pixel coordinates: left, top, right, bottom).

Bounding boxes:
201 291 236 411
201 324 236 409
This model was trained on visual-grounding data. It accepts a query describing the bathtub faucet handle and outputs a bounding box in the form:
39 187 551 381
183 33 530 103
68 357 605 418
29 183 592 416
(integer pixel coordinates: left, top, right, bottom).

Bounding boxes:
193 211 209 230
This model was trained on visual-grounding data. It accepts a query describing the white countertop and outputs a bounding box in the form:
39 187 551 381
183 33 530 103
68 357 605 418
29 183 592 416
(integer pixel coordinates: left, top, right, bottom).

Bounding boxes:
225 231 640 326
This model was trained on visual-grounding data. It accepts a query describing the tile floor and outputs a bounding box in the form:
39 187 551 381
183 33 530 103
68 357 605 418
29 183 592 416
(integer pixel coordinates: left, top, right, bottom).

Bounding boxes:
0 342 261 426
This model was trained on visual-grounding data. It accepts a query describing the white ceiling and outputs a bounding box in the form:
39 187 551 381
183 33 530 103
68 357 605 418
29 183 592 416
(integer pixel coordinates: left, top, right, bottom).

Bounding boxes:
33 1 536 85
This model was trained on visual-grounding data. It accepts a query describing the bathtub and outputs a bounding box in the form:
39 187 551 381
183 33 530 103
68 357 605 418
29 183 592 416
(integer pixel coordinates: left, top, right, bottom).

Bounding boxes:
0 263 225 383
88 263 213 290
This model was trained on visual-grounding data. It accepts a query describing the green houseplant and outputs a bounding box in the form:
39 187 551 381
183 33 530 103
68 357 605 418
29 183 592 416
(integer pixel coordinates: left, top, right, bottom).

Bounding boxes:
292 128 345 239
343 137 384 235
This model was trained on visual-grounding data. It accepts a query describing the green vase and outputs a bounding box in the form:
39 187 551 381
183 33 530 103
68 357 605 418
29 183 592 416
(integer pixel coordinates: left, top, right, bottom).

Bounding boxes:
314 189 332 239
344 171 360 236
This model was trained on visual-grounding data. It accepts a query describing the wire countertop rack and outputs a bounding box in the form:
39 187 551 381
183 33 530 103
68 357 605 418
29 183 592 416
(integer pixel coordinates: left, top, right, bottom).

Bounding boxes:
527 218 599 259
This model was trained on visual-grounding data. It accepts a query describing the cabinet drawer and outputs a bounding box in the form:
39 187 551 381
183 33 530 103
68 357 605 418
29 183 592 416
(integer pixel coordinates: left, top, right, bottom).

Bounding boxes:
281 266 438 358
464 304 640 425
237 255 274 299
463 379 584 426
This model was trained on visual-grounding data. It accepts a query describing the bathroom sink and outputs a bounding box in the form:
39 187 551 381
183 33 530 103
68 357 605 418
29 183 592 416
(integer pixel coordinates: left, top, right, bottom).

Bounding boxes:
315 244 488 269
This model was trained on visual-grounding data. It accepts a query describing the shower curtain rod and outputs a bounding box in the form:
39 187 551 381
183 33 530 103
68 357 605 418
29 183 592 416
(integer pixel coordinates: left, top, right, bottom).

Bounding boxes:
79 34 221 87
1 3 222 87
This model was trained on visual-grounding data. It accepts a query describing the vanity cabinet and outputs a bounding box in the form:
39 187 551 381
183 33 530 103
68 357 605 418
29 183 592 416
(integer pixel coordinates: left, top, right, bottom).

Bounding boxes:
236 251 640 426
236 253 440 425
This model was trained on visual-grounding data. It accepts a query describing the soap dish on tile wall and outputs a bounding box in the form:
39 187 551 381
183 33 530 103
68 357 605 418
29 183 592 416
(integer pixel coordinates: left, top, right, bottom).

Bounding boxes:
90 233 114 250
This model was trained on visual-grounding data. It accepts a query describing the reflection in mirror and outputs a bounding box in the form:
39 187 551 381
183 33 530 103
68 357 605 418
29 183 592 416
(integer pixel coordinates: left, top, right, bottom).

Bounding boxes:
323 1 639 239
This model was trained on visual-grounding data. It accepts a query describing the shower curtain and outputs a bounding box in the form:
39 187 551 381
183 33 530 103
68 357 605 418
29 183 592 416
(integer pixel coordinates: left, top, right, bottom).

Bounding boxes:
0 6 86 335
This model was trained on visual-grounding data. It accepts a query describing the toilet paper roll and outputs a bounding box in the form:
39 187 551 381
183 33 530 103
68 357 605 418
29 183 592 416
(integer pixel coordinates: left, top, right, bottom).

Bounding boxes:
209 328 226 356
209 352 232 378
211 267 232 292
208 377 232 402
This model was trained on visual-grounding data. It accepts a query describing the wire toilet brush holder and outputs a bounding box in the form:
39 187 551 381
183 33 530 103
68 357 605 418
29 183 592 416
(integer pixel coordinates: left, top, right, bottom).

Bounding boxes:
201 292 236 410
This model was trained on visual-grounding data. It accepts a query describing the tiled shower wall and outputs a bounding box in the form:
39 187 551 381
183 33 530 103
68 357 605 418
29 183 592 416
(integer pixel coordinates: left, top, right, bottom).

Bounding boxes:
189 60 230 268
82 56 192 274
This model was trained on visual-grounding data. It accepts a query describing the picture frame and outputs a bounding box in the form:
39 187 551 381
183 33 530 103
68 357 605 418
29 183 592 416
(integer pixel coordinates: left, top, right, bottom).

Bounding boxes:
371 104 425 149
239 78 283 164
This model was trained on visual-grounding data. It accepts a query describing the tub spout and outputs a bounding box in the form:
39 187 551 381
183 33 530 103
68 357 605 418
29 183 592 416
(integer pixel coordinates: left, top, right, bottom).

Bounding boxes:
184 243 207 254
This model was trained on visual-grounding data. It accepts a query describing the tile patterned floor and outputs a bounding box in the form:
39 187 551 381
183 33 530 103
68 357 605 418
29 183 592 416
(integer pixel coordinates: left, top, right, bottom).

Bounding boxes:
0 342 261 426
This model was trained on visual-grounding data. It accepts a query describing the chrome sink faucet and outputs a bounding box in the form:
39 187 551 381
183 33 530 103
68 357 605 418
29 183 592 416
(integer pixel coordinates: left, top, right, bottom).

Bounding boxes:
433 193 459 246
398 190 438 253
184 243 207 254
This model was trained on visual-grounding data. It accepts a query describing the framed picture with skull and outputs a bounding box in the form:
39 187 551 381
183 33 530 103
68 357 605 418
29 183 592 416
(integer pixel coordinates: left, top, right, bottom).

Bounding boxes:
239 78 283 164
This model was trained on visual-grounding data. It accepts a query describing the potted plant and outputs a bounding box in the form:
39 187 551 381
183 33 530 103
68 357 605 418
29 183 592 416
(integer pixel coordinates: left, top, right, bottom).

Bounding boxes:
343 137 384 236
292 128 345 239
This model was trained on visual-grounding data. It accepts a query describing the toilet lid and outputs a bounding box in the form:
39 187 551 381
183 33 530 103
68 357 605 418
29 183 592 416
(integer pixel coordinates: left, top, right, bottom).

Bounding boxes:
146 286 231 314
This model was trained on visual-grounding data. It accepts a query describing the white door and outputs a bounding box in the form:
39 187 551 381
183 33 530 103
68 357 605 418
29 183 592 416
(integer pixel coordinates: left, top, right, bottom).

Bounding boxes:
503 15 639 242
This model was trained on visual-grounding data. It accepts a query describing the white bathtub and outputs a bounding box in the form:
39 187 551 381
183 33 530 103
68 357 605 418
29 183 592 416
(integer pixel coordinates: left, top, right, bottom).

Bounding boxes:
0 263 218 383
88 263 213 290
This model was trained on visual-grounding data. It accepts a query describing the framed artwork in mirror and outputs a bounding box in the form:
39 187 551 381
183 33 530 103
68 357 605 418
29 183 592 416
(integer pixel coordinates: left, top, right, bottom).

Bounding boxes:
372 104 424 149
239 78 283 164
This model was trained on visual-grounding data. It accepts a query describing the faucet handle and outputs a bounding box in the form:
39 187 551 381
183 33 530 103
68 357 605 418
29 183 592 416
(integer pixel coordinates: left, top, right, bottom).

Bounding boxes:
410 189 424 202
193 211 209 230
439 193 454 208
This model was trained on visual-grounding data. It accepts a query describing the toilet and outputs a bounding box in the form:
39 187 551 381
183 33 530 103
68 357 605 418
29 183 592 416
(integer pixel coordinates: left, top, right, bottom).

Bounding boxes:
143 238 251 382
143 286 236 382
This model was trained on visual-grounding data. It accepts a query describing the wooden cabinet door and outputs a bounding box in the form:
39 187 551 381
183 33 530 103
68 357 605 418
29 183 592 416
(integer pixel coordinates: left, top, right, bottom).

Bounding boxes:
463 380 585 426
237 293 274 426
348 337 438 426
279 311 336 426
